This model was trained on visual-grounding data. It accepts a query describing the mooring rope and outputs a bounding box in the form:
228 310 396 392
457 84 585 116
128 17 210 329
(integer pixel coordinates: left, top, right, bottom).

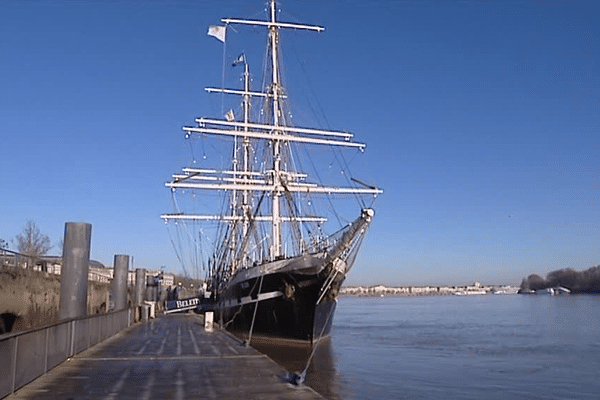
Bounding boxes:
245 274 264 346
287 281 338 386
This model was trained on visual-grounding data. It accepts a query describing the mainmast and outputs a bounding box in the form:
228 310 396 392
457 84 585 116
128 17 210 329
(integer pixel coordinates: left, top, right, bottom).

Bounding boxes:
223 0 325 260
241 61 251 252
268 0 283 259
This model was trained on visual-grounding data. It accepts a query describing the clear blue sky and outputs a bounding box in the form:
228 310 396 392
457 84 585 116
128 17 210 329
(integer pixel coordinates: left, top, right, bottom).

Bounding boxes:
1 0 598 286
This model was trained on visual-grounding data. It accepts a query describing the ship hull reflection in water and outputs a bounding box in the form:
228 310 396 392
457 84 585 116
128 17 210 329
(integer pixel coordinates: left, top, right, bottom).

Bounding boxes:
249 337 344 400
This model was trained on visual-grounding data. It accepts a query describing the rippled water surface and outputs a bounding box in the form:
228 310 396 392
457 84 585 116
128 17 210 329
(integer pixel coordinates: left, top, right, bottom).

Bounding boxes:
273 295 600 399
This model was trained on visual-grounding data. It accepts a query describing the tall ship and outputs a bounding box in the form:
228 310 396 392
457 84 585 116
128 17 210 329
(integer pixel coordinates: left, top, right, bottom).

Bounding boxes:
162 0 382 344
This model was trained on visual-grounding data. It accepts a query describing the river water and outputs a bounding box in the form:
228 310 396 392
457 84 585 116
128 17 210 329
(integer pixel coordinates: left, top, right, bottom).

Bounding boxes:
258 294 600 399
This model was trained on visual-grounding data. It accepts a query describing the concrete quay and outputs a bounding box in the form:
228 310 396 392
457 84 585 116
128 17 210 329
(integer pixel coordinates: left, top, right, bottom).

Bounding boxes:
5 314 323 400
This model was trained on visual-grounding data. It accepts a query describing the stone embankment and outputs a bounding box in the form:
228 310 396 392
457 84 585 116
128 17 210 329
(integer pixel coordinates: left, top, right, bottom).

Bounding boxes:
0 268 110 334
341 283 519 296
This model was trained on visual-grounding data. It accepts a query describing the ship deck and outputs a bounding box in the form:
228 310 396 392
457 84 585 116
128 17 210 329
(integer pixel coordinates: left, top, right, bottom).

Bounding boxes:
5 313 324 399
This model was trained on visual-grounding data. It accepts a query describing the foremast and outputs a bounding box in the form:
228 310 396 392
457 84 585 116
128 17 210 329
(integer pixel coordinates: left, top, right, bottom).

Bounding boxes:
162 0 382 281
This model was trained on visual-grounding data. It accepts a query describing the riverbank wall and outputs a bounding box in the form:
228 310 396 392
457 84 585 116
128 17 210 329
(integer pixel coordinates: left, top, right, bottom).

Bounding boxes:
0 268 109 334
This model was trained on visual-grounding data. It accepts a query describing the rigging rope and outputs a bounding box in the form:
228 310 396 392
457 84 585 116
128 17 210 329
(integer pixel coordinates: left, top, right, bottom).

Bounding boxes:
166 224 188 277
220 25 228 117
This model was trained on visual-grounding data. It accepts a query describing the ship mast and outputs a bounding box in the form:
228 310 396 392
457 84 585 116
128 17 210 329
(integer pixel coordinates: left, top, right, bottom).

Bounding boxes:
241 60 251 259
230 59 253 275
162 0 382 269
223 0 326 260
269 0 283 259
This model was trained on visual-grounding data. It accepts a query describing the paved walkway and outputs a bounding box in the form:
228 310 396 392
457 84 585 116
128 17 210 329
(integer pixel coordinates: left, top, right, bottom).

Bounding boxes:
6 314 323 399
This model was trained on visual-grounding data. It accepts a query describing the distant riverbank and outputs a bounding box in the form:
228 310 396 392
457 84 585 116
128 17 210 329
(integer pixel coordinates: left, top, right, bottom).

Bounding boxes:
340 282 519 296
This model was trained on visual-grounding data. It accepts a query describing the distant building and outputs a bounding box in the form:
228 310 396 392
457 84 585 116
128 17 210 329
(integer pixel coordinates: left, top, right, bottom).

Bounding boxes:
1 253 175 286
340 283 519 296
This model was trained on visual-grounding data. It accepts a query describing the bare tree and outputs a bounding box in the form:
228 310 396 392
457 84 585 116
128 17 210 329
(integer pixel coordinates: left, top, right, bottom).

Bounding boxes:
13 220 52 269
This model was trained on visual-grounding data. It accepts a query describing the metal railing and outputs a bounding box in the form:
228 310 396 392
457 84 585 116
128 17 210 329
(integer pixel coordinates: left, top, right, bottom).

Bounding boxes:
0 309 131 399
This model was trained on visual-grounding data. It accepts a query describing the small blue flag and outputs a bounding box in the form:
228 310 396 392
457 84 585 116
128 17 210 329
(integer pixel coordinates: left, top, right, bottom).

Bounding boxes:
232 53 246 67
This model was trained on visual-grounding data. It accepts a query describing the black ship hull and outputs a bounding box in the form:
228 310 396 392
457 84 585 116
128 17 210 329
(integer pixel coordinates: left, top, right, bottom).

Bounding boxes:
213 255 343 344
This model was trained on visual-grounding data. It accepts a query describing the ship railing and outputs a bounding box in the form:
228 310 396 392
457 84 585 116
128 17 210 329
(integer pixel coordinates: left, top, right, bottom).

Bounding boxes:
315 226 347 253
